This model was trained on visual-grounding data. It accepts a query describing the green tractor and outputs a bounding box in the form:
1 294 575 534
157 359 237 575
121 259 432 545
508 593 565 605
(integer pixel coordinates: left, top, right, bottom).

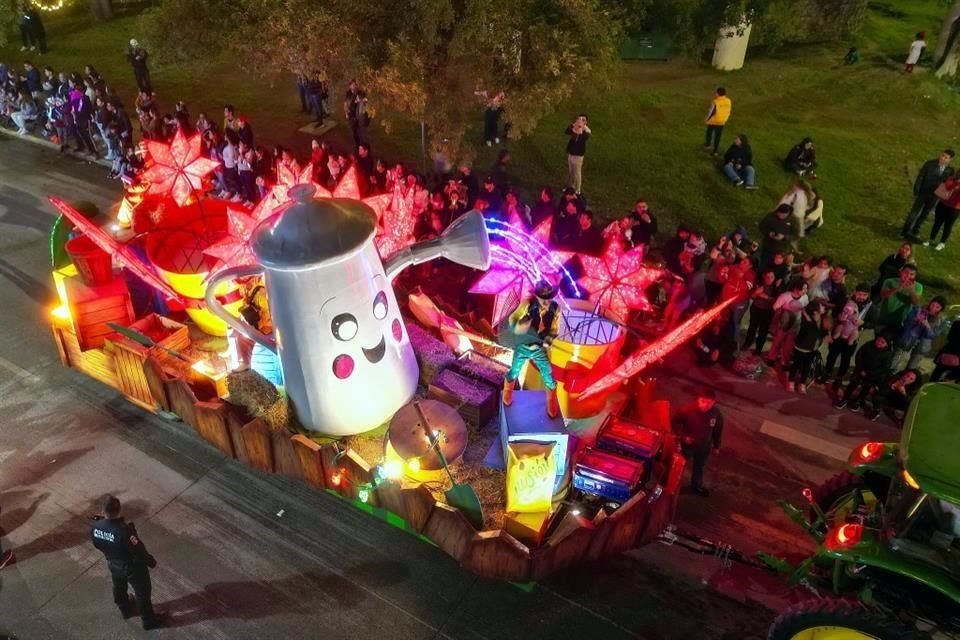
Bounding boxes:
766 383 960 640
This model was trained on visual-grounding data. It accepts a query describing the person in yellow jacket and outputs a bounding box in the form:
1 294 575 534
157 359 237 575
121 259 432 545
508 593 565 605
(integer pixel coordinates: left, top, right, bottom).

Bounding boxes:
704 87 732 155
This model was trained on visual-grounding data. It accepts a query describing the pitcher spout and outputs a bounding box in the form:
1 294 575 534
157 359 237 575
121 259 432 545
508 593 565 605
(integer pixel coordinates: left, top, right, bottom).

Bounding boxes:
384 210 491 281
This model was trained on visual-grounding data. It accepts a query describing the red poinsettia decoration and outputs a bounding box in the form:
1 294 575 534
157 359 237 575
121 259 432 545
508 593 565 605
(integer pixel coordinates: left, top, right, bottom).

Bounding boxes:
577 239 661 323
141 130 220 208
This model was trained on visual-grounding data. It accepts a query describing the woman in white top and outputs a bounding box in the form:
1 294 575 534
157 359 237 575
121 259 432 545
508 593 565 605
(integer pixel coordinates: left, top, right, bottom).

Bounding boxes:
220 132 239 198
779 179 813 238
905 31 926 73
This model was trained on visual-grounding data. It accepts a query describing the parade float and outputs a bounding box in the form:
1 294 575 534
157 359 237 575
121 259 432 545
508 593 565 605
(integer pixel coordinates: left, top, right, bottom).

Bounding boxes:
46 129 733 581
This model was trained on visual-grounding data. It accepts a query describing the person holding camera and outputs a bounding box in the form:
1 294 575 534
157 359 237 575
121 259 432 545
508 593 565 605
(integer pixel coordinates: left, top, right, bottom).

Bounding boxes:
564 113 591 194
90 496 162 630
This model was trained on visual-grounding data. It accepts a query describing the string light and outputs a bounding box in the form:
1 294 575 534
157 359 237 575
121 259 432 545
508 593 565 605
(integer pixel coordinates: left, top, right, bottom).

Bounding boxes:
471 217 581 326
32 0 66 11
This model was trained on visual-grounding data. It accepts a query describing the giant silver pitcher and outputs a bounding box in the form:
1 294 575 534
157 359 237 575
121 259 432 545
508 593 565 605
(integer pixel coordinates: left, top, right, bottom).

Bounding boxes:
206 184 490 436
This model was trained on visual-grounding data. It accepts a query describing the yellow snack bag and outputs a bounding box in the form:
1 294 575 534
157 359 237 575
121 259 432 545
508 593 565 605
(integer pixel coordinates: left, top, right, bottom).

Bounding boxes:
506 441 556 514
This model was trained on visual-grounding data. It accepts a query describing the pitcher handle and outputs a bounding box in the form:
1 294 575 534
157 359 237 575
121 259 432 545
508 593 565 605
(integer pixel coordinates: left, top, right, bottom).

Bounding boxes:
205 265 277 352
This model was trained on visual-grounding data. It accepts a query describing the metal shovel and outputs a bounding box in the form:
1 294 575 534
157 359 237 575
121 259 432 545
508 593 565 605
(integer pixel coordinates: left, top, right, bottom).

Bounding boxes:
414 401 484 530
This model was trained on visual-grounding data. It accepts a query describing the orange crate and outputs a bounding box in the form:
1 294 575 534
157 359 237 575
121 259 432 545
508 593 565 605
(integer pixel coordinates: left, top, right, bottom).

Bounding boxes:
62 273 134 351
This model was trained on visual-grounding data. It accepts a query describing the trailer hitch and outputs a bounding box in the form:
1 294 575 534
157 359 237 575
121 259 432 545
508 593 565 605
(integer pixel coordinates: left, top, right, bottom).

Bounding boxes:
657 525 770 572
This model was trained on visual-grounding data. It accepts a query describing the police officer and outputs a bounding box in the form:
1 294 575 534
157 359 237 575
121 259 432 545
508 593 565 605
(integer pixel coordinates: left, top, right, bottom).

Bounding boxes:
672 388 724 496
90 495 162 629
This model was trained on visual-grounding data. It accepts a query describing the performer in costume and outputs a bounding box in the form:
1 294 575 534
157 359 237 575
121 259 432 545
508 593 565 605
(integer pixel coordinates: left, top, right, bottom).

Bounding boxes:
503 280 561 418
226 276 272 370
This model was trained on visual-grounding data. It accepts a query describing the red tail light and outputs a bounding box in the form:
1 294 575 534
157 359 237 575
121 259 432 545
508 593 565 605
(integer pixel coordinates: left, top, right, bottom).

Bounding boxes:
825 523 864 551
852 442 884 464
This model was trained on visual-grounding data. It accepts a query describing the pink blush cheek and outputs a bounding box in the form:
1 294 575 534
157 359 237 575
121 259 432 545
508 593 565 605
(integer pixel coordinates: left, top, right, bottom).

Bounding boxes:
332 354 355 379
392 319 403 342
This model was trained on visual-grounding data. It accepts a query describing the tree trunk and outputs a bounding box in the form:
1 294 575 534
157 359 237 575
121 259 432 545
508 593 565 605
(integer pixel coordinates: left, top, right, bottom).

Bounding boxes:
91 0 113 21
934 0 960 64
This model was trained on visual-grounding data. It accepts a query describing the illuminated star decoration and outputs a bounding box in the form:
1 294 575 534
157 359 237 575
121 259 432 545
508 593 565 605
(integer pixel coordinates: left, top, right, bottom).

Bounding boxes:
205 165 393 274
141 129 220 208
375 182 418 260
577 239 662 324
48 196 183 301
202 207 258 271
580 298 736 399
470 217 579 327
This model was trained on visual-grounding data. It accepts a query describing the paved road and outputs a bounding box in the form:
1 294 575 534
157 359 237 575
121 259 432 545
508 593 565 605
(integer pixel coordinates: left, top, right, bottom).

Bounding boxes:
0 134 836 639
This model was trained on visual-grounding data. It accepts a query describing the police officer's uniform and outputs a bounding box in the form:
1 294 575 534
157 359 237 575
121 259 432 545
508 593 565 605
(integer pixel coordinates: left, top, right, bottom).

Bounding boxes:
91 516 158 628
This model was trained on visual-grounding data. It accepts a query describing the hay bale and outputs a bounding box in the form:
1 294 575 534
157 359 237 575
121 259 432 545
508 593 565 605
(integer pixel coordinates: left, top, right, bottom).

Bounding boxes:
227 369 290 433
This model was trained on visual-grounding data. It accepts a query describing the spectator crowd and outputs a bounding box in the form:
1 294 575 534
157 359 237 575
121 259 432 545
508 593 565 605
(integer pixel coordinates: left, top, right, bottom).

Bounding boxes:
1 48 956 430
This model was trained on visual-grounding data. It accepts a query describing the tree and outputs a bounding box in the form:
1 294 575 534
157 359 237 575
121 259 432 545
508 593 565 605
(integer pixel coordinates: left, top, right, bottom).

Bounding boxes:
0 0 15 47
142 0 621 162
935 0 960 77
610 0 866 56
91 0 113 21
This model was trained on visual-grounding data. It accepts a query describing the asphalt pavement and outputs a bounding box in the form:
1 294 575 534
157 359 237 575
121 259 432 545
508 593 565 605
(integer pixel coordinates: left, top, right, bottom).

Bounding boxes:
0 133 863 639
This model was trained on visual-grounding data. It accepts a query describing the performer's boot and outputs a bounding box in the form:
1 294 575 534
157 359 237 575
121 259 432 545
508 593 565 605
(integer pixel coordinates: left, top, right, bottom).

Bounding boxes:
502 379 514 406
546 388 560 419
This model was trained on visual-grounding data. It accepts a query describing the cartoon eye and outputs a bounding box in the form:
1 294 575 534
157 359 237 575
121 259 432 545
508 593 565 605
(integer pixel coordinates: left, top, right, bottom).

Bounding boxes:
372 291 388 320
331 313 358 341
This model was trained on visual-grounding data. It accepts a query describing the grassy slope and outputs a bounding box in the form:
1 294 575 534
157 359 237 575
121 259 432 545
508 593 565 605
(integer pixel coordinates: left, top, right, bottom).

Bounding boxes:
2 1 957 294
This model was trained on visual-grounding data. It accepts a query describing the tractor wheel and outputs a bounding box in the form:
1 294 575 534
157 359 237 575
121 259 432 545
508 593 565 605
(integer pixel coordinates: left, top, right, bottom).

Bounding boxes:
768 599 925 640
810 471 877 530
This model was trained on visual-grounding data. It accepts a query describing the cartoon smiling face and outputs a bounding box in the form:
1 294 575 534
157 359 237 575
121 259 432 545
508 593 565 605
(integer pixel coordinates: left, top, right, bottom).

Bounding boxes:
324 277 407 382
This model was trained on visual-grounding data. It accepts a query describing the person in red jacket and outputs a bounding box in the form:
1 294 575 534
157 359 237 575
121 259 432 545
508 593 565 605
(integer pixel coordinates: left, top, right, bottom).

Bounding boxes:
926 174 960 251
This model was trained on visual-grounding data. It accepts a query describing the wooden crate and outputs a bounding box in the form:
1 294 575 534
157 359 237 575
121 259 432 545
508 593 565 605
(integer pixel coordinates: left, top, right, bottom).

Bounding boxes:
449 349 509 392
126 313 190 369
428 368 497 430
62 273 135 351
103 338 156 412
408 323 456 386
53 322 118 389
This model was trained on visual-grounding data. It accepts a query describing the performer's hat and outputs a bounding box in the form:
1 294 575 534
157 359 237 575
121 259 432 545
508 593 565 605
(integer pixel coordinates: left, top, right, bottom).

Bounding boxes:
534 280 558 300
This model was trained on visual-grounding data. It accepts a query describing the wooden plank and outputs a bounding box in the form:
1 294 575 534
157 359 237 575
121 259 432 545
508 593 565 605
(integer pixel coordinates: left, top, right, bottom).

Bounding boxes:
400 486 436 532
663 451 686 523
271 431 302 480
225 404 251 466
61 328 119 388
531 512 596 581
319 443 341 490
142 357 171 412
422 503 477 563
586 491 648 560
240 418 273 473
338 449 374 503
290 435 326 489
375 481 405 519
51 325 69 367
194 400 235 458
461 530 531 582
106 339 154 409
165 377 199 427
